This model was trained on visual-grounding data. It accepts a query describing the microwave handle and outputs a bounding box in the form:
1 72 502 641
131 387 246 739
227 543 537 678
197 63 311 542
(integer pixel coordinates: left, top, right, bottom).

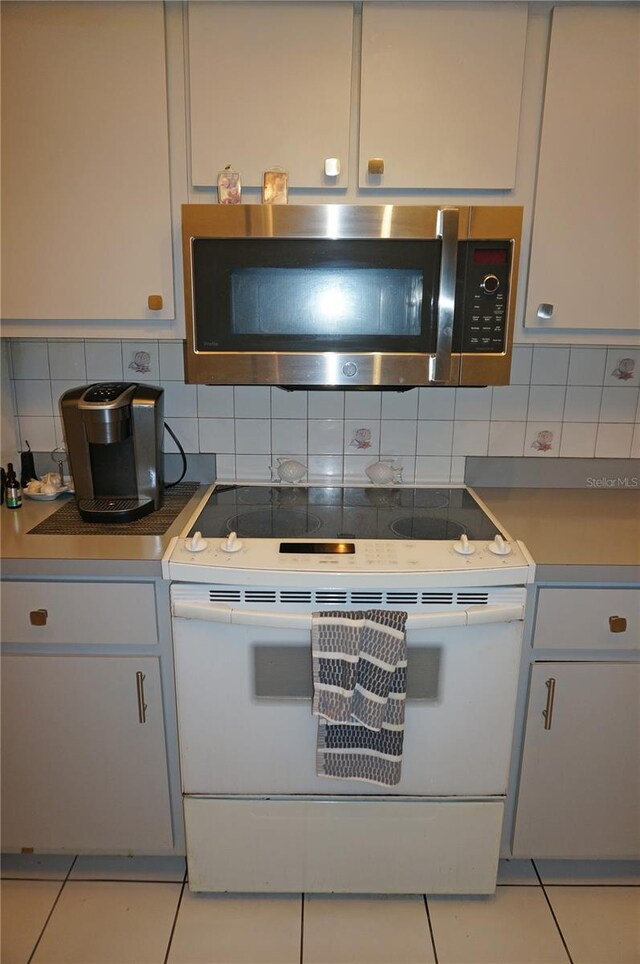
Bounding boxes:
429 207 460 384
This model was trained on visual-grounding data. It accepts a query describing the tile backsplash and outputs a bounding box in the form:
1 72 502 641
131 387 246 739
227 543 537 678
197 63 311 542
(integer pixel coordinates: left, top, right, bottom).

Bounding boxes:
3 339 640 484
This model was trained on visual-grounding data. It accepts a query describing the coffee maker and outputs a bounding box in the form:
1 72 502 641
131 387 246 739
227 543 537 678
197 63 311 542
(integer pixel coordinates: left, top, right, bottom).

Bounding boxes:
61 383 164 522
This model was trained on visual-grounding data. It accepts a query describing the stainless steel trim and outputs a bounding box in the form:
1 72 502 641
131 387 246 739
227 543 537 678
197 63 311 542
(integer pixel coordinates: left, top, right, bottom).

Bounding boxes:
429 208 459 383
136 671 147 724
542 677 556 730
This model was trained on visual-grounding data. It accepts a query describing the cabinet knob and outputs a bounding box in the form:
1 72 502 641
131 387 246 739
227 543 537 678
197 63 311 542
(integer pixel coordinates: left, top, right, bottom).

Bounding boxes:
609 615 627 633
367 157 385 175
147 295 163 311
29 609 48 626
324 157 341 177
537 303 554 320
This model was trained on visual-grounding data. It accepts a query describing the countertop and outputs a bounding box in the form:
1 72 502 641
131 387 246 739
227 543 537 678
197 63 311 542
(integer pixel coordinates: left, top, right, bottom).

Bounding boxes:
474 486 640 582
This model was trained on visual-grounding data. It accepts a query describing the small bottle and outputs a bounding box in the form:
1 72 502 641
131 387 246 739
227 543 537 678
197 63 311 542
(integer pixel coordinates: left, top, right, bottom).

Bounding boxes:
5 462 22 509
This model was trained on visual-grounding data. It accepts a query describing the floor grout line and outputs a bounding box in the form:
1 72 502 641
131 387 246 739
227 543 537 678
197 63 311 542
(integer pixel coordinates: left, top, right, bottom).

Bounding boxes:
299 892 305 964
26 854 78 964
532 860 575 964
163 877 187 964
423 894 440 964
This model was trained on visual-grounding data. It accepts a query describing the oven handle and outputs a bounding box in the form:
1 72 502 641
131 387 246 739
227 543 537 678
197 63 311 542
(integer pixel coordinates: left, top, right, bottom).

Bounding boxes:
171 600 524 629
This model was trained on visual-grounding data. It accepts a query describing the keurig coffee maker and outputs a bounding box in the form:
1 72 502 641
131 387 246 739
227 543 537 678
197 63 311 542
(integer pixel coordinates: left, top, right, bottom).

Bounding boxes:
61 383 164 522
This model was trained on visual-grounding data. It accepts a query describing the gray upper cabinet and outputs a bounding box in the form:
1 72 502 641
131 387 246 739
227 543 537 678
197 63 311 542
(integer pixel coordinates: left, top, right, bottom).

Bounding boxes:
188 1 353 190
0 1 174 324
358 2 528 190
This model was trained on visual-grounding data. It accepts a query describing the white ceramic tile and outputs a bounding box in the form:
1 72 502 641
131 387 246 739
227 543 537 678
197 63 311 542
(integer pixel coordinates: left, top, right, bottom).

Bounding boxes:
159 341 185 380
527 385 566 422
530 346 570 386
308 390 344 418
308 419 345 455
13 379 53 416
563 386 603 423
344 454 376 482
198 418 235 453
272 387 308 418
595 423 634 458
344 390 382 419
1 853 75 880
161 381 198 417
1 879 63 963
168 889 301 964
509 345 533 385
417 420 454 456
380 418 418 455
307 454 344 482
497 859 538 885
235 418 271 454
51 381 82 415
10 340 50 379
344 419 380 455
450 456 466 484
545 886 640 964
454 387 493 421
303 894 435 964
215 454 236 480
599 386 640 423
70 855 186 882
1 338 14 380
234 454 272 480
233 386 271 418
85 341 124 381
54 415 66 448
488 421 526 456
32 880 181 964
535 859 640 886
271 418 307 454
525 422 562 458
605 348 640 387
452 420 490 456
162 417 199 454
559 423 598 458
197 385 234 418
418 387 456 420
415 456 452 483
17 416 56 451
490 386 530 422
428 887 569 964
381 389 419 420
631 424 640 459
568 347 607 386
48 341 87 381
123 341 159 381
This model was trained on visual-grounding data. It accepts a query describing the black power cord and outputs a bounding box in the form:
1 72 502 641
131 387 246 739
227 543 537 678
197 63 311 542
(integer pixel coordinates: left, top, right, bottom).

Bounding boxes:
163 421 187 488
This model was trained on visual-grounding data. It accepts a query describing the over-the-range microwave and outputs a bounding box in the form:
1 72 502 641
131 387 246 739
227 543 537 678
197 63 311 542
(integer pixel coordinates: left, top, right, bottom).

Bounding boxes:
182 204 523 389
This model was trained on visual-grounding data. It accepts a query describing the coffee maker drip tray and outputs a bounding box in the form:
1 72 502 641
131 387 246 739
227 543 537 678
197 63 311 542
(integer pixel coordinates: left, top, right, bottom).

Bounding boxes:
78 496 155 524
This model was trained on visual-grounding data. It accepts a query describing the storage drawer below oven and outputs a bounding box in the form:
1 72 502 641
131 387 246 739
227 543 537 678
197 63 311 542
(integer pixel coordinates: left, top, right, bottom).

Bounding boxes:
184 796 504 894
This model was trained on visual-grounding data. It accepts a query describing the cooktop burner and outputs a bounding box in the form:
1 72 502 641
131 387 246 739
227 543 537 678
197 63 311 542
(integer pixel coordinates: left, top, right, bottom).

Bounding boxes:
189 485 502 542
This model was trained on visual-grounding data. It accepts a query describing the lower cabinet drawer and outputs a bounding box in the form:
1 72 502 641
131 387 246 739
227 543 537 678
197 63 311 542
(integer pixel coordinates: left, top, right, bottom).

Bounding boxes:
1 580 158 645
184 796 504 894
534 587 639 650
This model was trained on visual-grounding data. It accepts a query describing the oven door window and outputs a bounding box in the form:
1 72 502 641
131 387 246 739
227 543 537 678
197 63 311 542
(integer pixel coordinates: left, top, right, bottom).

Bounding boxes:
191 238 440 353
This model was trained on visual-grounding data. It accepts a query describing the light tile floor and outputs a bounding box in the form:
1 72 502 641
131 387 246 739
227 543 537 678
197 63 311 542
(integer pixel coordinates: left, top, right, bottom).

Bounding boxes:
1 855 639 964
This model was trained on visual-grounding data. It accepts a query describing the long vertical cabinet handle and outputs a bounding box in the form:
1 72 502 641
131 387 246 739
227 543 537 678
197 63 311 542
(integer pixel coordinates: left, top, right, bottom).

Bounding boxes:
429 207 459 384
542 677 556 730
136 671 148 724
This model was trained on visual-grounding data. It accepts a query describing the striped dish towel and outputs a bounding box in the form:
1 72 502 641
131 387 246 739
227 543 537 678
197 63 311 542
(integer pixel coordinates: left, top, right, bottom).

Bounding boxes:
311 609 408 787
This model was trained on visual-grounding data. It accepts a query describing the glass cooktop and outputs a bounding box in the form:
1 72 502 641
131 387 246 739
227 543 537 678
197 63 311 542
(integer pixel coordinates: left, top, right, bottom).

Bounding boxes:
188 485 503 542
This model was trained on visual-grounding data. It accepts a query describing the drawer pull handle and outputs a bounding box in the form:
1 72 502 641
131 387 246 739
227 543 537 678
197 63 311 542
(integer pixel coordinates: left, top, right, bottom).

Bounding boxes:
136 671 147 724
542 677 556 731
609 615 627 633
29 609 48 626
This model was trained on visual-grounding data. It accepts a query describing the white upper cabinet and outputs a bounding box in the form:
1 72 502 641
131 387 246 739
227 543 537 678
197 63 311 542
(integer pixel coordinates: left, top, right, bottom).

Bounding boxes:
188 2 353 190
525 6 640 332
358 3 528 190
1 2 174 323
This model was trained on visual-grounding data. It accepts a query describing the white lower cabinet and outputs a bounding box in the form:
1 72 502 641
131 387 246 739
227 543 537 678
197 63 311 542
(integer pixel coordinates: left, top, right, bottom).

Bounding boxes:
1 655 173 853
513 662 640 858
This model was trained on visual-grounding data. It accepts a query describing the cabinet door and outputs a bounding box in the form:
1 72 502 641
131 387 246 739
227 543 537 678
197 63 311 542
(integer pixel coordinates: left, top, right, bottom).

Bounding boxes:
525 6 639 331
1 2 174 321
1 656 173 853
513 663 640 858
188 2 353 189
359 3 527 189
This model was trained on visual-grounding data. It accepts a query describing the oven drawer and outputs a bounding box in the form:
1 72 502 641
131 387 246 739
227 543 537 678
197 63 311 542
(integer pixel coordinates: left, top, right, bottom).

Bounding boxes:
184 796 503 894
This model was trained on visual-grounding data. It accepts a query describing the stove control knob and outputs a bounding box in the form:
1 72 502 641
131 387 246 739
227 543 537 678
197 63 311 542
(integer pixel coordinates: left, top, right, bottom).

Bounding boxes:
220 530 244 553
489 534 512 556
186 531 208 553
453 534 475 556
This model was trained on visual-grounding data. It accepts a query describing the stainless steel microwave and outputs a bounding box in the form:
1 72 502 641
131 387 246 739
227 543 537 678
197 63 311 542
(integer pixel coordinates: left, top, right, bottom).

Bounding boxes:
182 204 522 389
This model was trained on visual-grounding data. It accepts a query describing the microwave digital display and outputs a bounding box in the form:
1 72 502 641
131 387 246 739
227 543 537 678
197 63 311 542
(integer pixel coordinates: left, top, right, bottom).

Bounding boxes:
473 249 508 265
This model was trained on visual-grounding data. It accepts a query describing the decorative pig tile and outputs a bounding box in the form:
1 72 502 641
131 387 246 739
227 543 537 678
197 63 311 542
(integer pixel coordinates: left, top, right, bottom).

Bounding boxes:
525 422 561 457
605 348 639 386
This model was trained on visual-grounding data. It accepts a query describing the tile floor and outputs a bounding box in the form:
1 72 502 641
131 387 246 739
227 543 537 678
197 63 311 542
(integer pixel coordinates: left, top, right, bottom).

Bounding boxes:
1 854 639 964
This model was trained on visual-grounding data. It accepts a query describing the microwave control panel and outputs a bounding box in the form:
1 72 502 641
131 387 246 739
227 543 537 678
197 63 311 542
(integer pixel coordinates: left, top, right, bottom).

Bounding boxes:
456 241 511 353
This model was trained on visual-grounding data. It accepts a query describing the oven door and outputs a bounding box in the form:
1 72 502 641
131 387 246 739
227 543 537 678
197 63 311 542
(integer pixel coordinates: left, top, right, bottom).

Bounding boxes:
171 596 523 796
